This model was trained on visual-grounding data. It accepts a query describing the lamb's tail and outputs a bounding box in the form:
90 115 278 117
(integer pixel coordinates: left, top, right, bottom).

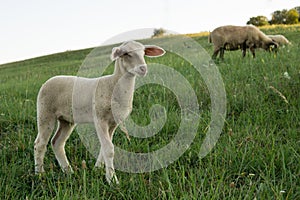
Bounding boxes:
208 32 212 43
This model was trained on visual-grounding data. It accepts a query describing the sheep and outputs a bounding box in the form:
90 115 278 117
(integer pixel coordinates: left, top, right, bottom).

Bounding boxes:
267 34 291 46
209 25 278 59
34 40 166 184
208 31 248 59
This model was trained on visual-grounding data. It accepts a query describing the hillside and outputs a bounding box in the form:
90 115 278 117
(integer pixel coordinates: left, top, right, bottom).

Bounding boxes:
0 25 299 199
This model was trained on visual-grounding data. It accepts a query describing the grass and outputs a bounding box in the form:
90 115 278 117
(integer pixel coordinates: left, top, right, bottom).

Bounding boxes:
0 25 300 199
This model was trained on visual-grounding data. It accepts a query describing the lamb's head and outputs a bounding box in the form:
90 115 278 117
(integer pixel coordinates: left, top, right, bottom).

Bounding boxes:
111 41 165 77
261 40 279 52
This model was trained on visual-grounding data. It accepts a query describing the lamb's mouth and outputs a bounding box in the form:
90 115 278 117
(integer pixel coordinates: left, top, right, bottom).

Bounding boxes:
130 65 147 77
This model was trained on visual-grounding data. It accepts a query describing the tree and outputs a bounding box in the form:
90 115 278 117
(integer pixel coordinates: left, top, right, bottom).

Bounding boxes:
247 16 269 26
271 9 288 24
295 6 300 21
286 9 299 24
152 28 166 38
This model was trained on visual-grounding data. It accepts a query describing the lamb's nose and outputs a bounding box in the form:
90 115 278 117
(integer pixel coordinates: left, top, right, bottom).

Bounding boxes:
140 65 147 73
138 65 147 76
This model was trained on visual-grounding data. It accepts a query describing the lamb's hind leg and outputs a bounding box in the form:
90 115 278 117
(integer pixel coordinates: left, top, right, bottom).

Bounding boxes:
219 48 225 60
34 115 56 174
212 48 219 59
51 119 75 173
250 47 256 58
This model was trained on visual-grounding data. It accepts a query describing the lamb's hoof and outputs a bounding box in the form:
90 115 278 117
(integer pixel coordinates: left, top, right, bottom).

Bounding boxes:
62 166 74 174
35 171 42 175
93 165 105 176
94 161 105 169
107 174 119 185
35 166 45 175
35 171 45 178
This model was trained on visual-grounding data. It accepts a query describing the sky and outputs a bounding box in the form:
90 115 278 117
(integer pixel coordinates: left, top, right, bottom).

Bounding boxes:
0 0 299 64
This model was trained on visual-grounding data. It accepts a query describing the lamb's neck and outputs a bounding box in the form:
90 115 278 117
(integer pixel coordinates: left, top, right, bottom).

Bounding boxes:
113 59 135 82
112 60 136 103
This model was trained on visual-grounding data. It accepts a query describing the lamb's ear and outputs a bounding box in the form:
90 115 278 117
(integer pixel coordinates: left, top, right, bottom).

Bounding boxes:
144 45 165 57
269 41 278 49
111 47 125 61
273 41 279 48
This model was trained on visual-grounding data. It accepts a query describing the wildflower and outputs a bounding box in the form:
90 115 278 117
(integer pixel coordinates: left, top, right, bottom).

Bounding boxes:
283 72 291 79
82 160 87 169
228 128 233 136
240 172 247 176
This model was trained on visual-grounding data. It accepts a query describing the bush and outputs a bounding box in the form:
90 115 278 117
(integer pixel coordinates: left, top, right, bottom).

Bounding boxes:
247 16 269 26
286 9 299 24
152 28 166 38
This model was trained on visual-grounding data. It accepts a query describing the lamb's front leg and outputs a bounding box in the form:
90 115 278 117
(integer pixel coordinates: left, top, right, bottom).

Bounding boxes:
95 124 118 168
95 148 104 168
95 121 119 184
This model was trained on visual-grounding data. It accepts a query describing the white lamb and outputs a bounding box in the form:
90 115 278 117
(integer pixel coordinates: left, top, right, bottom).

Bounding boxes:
267 34 291 46
34 41 165 184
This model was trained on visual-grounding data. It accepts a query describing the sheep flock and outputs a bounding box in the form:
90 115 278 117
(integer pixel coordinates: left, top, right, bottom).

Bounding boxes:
33 24 291 185
208 25 291 59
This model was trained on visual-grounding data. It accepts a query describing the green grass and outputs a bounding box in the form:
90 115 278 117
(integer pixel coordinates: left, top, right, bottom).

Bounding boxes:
1 25 300 199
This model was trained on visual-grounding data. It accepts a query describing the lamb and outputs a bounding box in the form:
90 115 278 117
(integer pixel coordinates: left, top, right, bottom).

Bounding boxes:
34 40 165 184
267 34 291 46
208 25 278 59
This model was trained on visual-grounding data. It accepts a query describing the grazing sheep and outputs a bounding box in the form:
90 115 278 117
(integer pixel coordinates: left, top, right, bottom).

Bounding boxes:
208 31 248 59
267 35 291 46
34 41 165 184
209 25 278 59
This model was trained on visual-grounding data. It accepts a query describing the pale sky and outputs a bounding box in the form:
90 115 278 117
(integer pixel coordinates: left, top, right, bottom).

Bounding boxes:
0 0 299 64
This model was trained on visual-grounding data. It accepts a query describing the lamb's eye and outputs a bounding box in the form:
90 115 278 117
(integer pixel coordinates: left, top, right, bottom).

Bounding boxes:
123 53 131 57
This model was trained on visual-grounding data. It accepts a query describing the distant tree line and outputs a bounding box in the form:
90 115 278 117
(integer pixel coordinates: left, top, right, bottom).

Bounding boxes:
247 6 300 26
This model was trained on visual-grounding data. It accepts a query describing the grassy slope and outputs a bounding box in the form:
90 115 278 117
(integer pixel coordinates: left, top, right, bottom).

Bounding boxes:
0 25 299 199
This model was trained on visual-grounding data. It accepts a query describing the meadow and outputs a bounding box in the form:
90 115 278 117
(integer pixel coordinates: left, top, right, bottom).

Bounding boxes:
0 25 299 199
